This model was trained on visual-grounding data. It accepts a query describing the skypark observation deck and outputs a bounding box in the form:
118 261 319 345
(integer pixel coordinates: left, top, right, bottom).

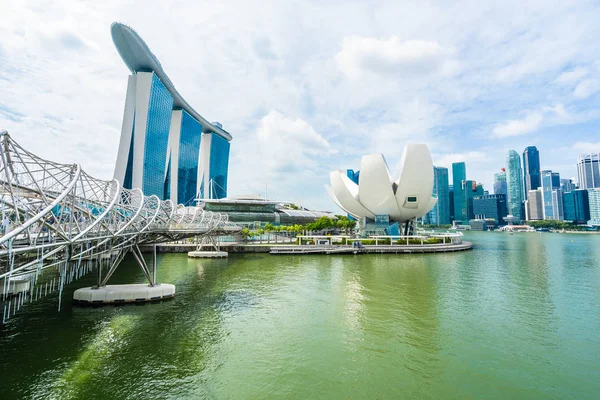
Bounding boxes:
112 22 231 204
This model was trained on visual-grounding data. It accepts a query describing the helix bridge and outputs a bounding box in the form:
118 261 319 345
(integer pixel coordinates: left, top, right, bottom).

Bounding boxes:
0 130 240 323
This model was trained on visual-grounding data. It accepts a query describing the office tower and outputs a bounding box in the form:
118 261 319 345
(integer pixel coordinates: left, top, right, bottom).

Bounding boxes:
588 189 600 225
473 194 507 224
563 190 590 224
112 23 232 202
577 153 600 189
449 185 455 222
494 170 508 196
526 189 544 220
452 162 467 224
541 170 563 220
506 150 524 220
560 178 576 193
551 172 561 189
464 180 484 222
522 146 541 199
424 166 450 225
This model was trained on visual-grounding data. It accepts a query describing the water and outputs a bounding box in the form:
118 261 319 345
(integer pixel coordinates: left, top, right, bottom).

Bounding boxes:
1 232 599 399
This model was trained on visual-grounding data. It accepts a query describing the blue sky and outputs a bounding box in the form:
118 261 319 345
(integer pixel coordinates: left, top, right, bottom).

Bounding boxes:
2 1 600 212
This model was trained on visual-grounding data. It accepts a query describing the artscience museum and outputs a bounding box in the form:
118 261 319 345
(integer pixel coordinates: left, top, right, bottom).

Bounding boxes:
326 144 438 235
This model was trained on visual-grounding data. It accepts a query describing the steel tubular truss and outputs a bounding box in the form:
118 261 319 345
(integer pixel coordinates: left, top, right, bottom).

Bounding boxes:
0 131 239 284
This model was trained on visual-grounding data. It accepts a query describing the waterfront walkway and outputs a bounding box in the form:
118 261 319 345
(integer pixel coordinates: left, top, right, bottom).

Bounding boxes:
270 242 472 255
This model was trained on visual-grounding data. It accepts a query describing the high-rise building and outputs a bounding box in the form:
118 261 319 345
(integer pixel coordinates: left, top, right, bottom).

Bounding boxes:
588 189 600 225
449 185 455 222
494 170 507 195
452 162 467 224
526 189 544 220
560 178 576 193
424 166 450 225
506 150 524 221
111 23 232 202
541 170 563 220
563 190 590 224
522 146 541 199
577 153 600 189
552 189 564 221
462 180 483 225
473 194 507 224
551 172 561 189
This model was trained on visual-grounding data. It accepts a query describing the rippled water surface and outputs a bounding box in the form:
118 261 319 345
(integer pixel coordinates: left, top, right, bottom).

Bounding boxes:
1 232 600 399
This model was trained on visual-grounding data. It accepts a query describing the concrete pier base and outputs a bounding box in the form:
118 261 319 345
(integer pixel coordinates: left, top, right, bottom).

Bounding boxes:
188 251 228 258
73 283 175 305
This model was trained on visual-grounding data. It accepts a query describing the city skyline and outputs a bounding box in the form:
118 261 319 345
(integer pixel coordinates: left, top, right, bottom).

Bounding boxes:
2 2 600 212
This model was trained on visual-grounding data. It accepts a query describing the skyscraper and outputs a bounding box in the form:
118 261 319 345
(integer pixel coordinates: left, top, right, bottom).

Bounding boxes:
452 162 467 224
588 189 600 225
563 190 590 224
506 150 524 221
493 170 507 196
522 146 541 199
560 178 576 193
111 23 232 202
526 189 544 220
424 166 450 225
449 185 455 222
473 194 507 224
464 180 484 222
541 170 563 220
577 153 600 189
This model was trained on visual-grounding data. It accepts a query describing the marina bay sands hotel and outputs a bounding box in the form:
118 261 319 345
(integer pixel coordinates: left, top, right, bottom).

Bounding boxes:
111 22 231 204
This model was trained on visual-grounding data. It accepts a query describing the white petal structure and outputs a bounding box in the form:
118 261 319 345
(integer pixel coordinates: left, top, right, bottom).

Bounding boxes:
327 144 438 223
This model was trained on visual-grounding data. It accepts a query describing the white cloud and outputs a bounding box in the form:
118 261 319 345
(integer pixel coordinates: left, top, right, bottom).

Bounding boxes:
255 110 334 173
570 141 600 154
573 79 600 99
335 36 452 79
2 0 600 212
492 113 544 138
554 67 588 85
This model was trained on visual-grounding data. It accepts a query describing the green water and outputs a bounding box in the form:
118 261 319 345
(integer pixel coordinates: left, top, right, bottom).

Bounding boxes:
1 232 600 399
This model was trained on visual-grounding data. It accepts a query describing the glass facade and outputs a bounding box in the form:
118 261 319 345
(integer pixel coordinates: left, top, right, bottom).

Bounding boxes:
577 153 600 189
551 172 561 189
588 189 600 225
561 179 576 193
465 180 484 221
506 150 524 220
473 194 507 224
448 185 454 222
123 117 135 189
178 110 203 205
540 170 562 220
522 146 540 199
563 190 590 223
452 162 467 224
425 166 450 225
143 73 174 199
209 134 230 199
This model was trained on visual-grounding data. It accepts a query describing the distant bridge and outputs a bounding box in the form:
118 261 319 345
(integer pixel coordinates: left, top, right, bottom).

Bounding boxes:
0 130 239 321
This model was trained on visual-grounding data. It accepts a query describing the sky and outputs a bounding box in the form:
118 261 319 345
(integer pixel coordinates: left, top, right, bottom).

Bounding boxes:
2 0 600 212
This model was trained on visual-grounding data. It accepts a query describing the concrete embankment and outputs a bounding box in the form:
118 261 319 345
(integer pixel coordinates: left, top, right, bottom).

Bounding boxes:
141 241 472 255
270 242 472 255
140 243 272 253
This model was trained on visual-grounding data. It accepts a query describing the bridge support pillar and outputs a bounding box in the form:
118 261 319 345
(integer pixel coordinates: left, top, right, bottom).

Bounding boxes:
152 244 157 286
